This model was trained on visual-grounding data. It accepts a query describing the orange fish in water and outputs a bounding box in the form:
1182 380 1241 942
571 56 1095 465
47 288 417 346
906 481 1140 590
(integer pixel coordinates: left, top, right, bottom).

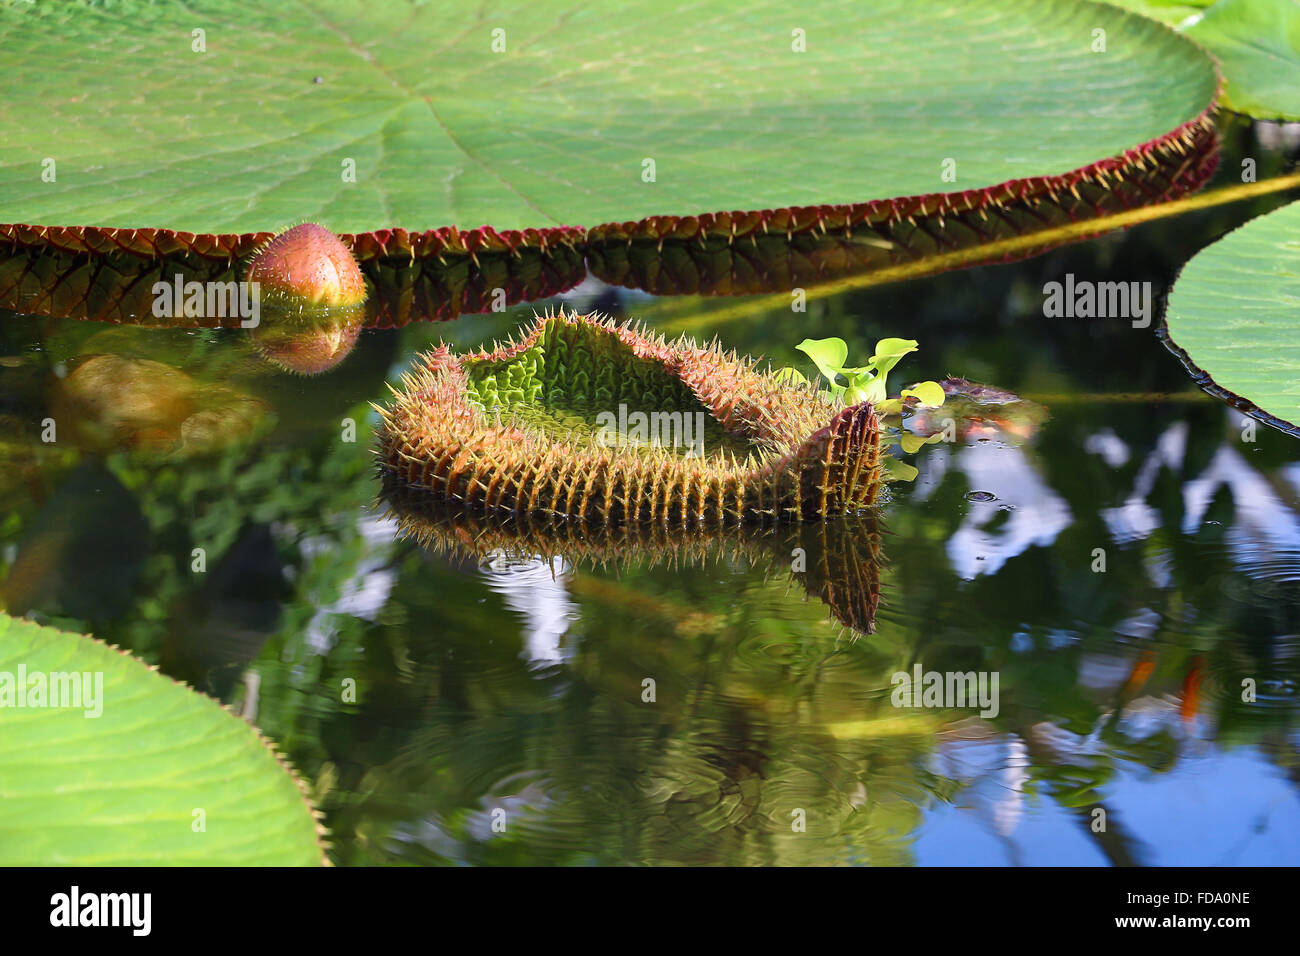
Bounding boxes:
1122 651 1156 697
908 378 1048 445
1180 656 1205 723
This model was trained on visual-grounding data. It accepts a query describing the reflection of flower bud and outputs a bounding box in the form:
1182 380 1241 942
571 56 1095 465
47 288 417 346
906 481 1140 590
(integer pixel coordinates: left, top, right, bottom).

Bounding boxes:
245 223 366 308
249 303 365 375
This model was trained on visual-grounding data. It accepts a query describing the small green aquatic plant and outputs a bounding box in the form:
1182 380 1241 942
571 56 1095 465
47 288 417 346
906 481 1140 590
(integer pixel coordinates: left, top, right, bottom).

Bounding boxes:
778 337 946 411
778 337 946 482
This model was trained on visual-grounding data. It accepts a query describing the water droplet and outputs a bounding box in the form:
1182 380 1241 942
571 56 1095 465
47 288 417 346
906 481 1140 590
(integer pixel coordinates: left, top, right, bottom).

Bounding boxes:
965 490 997 502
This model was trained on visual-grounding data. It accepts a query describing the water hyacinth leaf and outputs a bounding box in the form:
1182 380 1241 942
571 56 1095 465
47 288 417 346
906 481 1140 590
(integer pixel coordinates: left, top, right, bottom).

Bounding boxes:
846 380 876 405
856 338 920 404
899 431 940 454
881 457 920 483
1163 200 1300 435
868 339 921 378
901 381 947 407
0 614 325 865
874 398 906 416
0 0 1218 261
796 338 852 393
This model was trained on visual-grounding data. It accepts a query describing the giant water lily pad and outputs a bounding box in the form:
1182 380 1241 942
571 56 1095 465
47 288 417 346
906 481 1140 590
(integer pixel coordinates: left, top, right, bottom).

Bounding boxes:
1185 0 1300 120
0 614 325 865
1164 200 1300 435
0 236 587 326
378 311 883 522
1 0 1217 260
1108 0 1300 120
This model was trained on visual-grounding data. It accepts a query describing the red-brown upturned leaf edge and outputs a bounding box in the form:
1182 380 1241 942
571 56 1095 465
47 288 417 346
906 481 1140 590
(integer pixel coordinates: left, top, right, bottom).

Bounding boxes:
0 105 1219 265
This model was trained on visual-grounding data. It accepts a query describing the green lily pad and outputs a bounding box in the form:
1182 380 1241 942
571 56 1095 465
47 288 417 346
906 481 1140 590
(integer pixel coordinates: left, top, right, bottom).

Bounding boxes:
1185 0 1300 120
1108 0 1300 120
1164 200 1300 435
1102 0 1215 28
0 614 325 865
0 0 1216 257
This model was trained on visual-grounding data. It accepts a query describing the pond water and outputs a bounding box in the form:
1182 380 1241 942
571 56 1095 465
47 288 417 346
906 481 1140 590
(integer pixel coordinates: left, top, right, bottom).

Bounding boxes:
2 117 1298 866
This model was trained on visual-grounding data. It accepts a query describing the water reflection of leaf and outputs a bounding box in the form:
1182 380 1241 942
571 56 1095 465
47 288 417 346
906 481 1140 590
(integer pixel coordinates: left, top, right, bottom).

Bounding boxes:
3 462 149 622
378 491 884 637
51 353 271 458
